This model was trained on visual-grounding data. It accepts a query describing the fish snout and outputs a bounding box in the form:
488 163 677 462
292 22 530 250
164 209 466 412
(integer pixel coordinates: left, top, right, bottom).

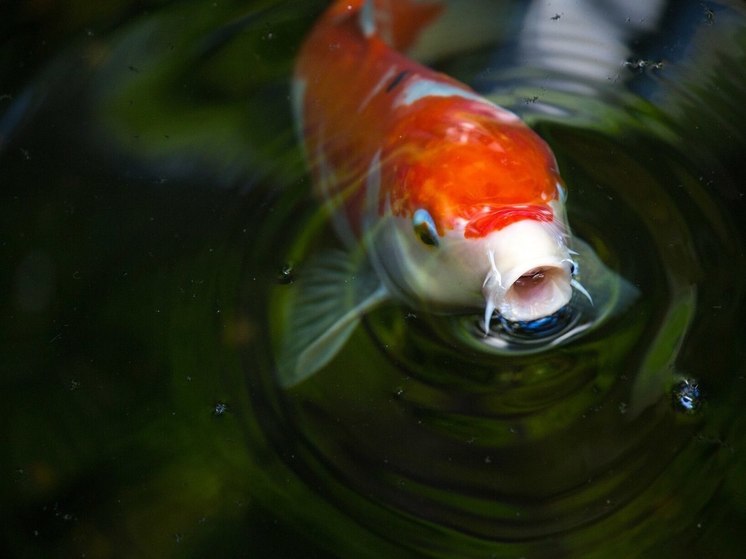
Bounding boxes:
481 220 572 330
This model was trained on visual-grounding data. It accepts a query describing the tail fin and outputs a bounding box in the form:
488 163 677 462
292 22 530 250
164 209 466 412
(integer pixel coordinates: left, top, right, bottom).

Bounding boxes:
352 0 444 51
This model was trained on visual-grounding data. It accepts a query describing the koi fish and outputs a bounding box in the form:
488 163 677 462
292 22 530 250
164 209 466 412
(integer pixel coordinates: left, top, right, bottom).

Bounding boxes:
278 0 635 386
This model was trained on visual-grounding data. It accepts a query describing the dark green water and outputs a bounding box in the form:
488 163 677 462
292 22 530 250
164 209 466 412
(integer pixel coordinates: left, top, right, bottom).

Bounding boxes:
3 1 746 557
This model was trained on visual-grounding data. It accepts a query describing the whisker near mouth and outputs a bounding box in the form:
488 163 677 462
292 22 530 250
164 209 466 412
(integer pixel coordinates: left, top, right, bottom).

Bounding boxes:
483 298 496 335
571 278 593 304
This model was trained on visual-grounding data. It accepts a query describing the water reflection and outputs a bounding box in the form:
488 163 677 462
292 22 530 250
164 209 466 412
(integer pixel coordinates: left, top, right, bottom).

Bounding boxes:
266 1 746 556
2 1 746 558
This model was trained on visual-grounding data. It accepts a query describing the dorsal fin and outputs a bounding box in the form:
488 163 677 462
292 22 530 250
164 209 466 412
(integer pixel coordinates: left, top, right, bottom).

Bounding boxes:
356 0 444 51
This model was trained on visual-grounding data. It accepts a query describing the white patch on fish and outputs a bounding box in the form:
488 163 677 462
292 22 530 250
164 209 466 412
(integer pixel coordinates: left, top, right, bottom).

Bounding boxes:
359 0 376 37
395 78 520 124
395 78 483 107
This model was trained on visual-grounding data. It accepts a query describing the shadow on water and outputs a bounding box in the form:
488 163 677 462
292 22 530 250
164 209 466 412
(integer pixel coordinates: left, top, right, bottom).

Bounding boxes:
2 0 746 557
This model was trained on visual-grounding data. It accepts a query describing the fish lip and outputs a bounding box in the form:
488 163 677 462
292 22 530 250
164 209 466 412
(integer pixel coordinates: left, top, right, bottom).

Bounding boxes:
497 303 574 339
480 220 573 329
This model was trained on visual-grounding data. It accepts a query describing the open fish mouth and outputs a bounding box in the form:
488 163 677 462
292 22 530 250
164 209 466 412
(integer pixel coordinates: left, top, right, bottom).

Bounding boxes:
478 219 591 333
483 258 574 332
502 265 573 319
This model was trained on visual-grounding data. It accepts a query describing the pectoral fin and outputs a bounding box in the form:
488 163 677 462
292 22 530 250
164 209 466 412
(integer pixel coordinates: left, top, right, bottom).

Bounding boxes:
276 249 388 388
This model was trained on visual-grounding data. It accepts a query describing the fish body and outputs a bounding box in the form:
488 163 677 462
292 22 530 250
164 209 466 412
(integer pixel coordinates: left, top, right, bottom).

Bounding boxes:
293 0 573 324
280 0 631 386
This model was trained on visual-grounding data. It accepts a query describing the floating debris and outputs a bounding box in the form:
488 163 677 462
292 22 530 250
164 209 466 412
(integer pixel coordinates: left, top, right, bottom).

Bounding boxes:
277 262 295 284
703 4 715 25
213 402 228 416
624 59 665 72
672 379 702 413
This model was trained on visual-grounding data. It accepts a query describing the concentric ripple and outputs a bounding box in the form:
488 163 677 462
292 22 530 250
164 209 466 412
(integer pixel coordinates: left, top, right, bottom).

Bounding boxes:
259 127 745 558
249 2 746 557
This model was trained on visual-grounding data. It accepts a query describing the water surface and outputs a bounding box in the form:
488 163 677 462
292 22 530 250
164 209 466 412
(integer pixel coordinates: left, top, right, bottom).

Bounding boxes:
2 1 746 557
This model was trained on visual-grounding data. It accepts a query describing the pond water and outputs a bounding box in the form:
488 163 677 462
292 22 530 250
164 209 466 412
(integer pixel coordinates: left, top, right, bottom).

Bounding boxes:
3 1 746 557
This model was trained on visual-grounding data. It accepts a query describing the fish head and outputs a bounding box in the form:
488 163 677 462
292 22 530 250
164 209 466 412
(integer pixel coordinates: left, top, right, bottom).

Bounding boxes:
374 202 574 327
377 98 576 327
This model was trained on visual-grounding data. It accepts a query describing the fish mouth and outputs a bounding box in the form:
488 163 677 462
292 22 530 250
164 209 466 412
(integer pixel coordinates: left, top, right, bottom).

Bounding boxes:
508 265 571 314
483 262 572 330
480 220 574 332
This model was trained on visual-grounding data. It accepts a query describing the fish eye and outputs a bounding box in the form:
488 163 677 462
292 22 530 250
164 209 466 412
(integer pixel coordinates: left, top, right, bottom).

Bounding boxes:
412 209 439 247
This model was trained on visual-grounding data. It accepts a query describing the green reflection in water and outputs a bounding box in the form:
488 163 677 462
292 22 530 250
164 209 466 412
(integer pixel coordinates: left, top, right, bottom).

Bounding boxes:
3 1 746 558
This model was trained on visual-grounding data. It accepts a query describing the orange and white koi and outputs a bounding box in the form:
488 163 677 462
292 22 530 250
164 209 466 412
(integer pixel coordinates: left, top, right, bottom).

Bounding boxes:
279 0 627 386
